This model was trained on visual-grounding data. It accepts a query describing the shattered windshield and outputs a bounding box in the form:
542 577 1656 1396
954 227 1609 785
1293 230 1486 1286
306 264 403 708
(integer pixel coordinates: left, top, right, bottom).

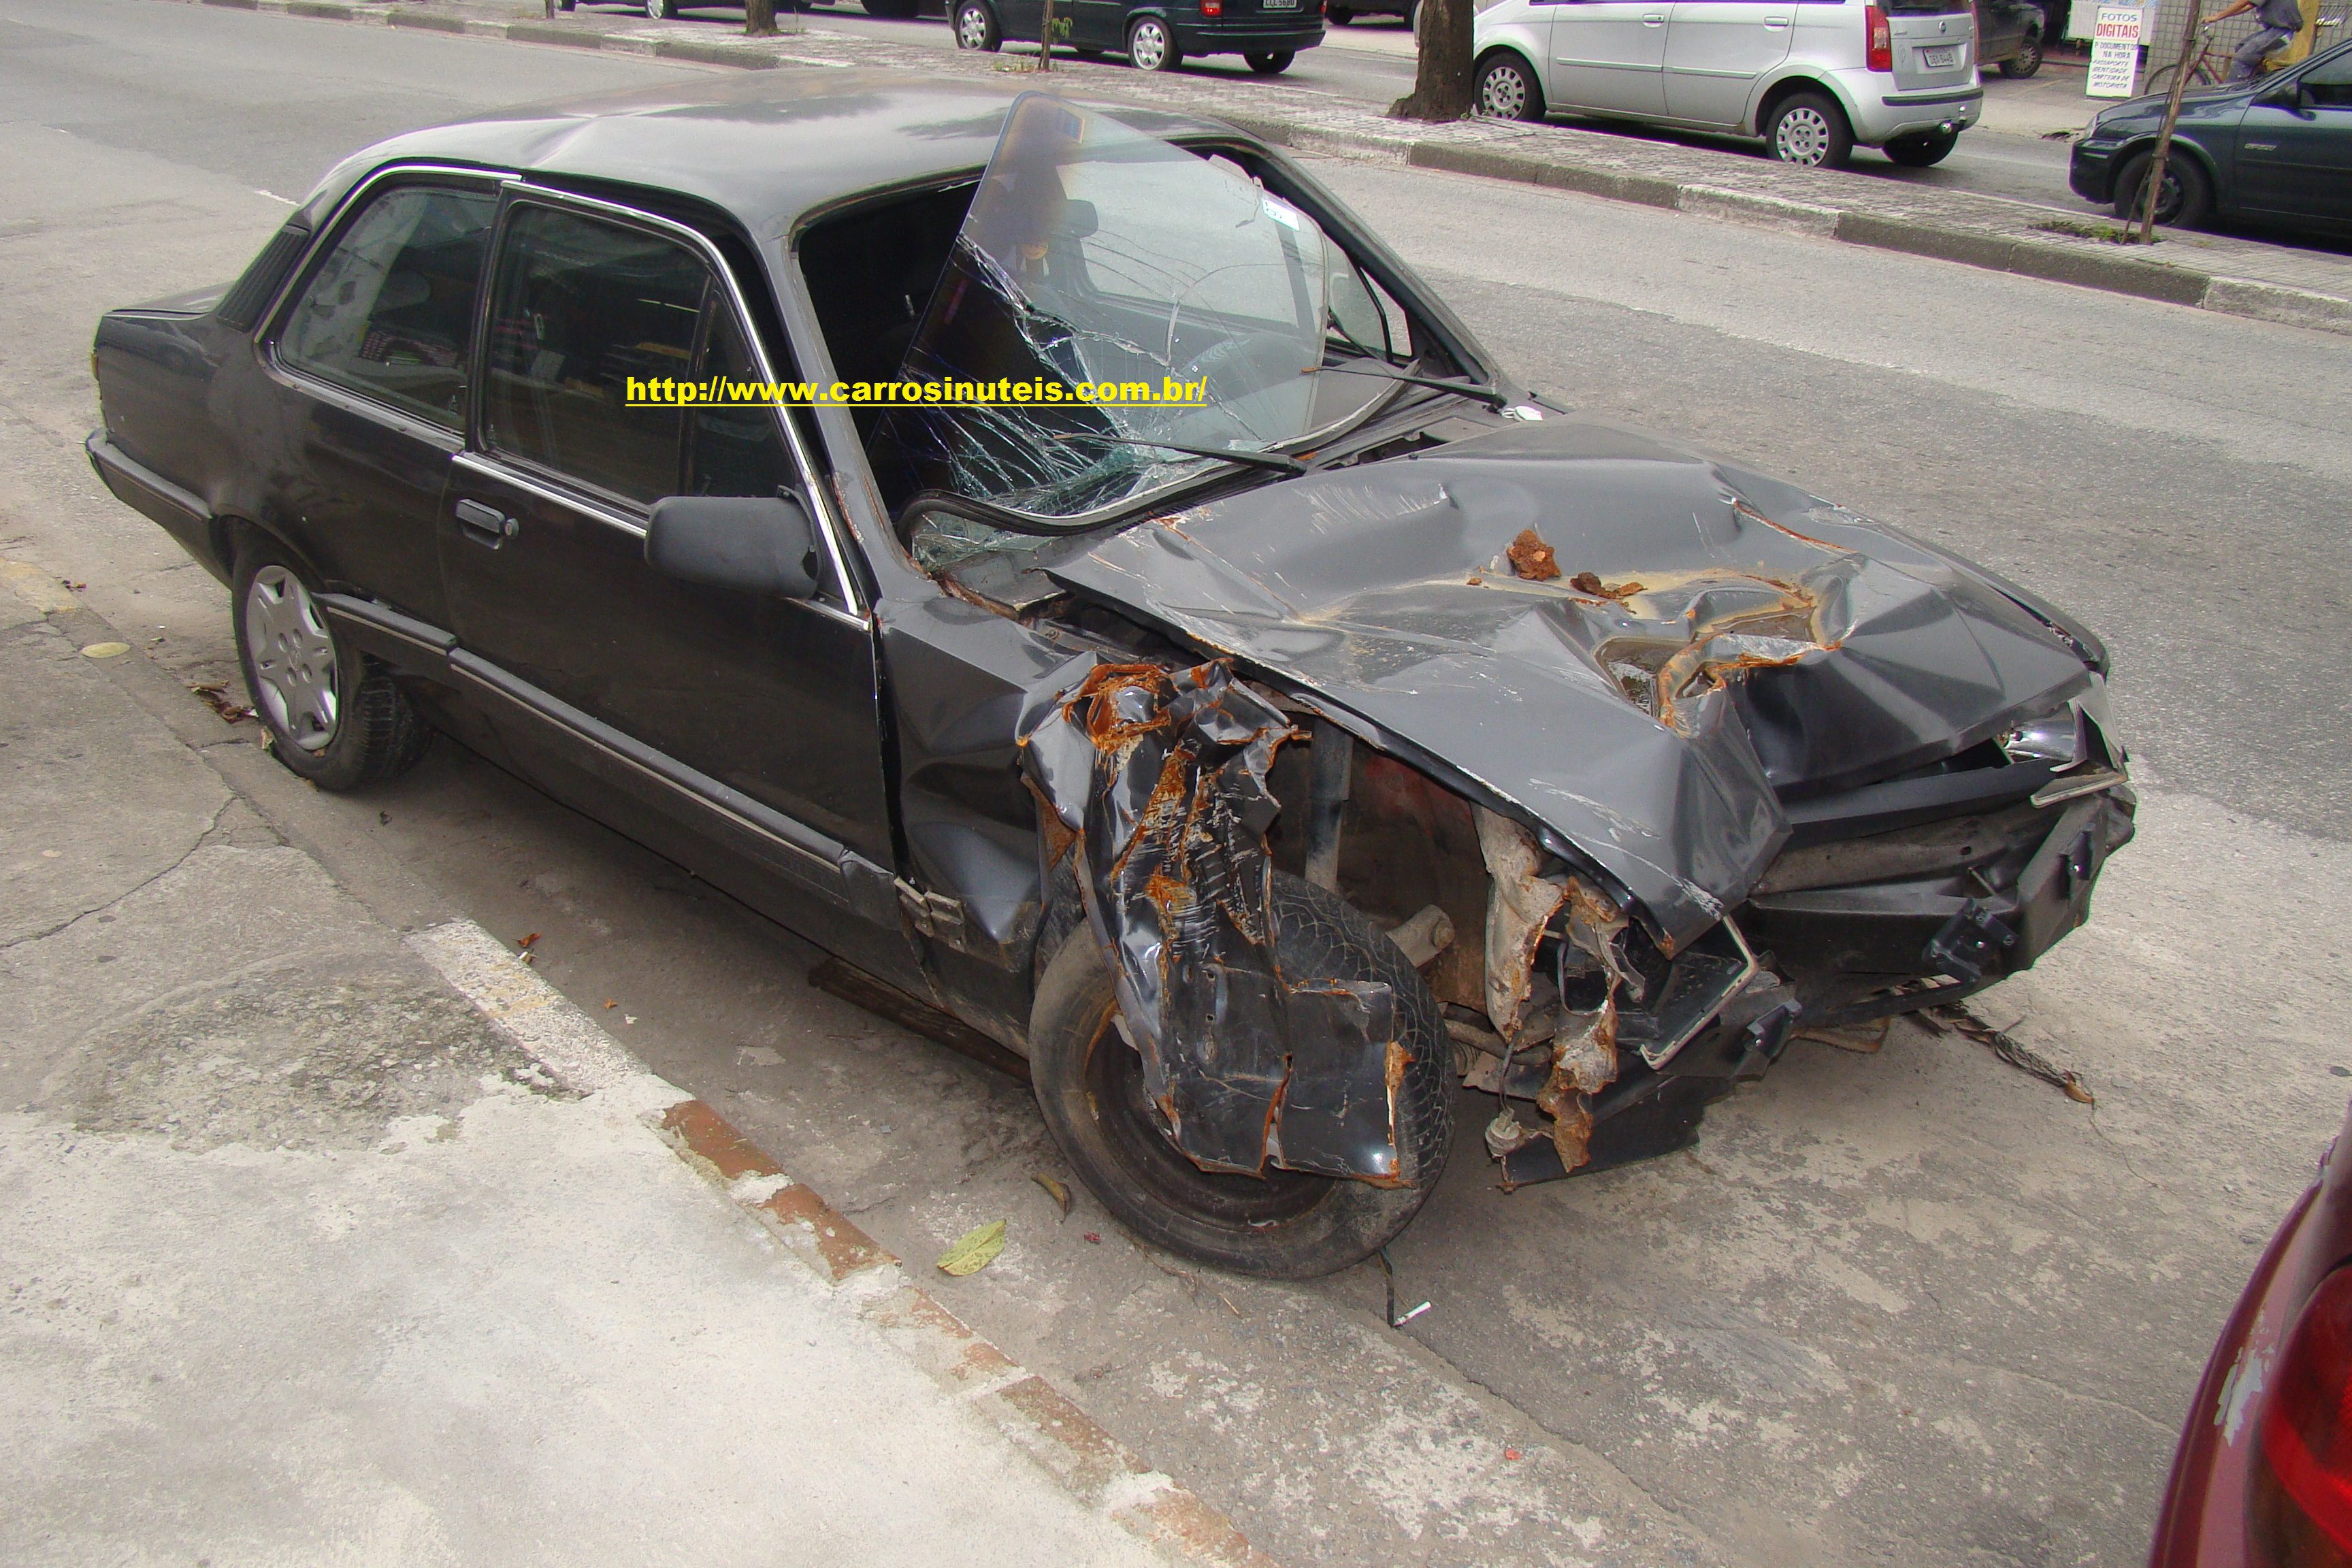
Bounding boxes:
868 93 1400 542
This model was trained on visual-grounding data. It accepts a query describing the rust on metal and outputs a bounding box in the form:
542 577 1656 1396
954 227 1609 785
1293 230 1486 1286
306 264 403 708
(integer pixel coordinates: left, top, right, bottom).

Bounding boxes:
1507 527 1562 581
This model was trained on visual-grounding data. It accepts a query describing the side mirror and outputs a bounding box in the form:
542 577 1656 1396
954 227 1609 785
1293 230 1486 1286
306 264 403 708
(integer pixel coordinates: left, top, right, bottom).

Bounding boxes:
645 492 820 599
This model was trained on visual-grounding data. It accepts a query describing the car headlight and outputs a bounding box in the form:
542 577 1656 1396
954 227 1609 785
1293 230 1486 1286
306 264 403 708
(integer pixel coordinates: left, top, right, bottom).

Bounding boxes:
1999 708 2086 767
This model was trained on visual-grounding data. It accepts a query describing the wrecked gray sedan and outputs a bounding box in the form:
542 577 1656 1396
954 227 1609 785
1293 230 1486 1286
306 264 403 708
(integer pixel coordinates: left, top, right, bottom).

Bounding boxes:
87 76 2130 1277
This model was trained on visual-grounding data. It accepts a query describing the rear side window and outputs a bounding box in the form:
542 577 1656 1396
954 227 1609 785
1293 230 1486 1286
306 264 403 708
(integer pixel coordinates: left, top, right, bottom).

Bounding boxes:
278 185 495 428
482 205 713 506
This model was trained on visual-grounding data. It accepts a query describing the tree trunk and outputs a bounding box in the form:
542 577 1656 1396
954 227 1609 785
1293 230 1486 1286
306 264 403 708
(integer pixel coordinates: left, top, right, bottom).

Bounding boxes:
746 0 779 35
1390 0 1475 120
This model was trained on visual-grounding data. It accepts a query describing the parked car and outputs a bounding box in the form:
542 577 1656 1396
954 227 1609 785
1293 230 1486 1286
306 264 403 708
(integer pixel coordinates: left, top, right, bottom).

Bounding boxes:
1473 0 1987 167
559 0 930 22
2148 1096 2352 1568
87 72 2127 1279
2071 37 2352 237
1976 0 2046 76
1327 0 1414 23
951 0 1322 70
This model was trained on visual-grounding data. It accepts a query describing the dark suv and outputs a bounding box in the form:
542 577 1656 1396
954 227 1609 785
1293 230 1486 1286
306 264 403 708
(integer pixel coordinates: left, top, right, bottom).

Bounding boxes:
951 0 1323 72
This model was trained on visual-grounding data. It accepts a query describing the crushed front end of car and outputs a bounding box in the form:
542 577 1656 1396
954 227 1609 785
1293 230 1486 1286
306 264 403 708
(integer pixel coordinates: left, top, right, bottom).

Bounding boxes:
863 91 2129 1267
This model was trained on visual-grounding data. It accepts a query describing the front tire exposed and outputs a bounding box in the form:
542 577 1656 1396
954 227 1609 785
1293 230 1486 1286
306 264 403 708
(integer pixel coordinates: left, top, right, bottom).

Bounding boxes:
2113 146 2212 227
1475 51 1545 121
1765 90 1855 169
1245 49 1294 73
953 0 1001 48
1028 872 1454 1279
1126 14 1179 70
232 538 430 792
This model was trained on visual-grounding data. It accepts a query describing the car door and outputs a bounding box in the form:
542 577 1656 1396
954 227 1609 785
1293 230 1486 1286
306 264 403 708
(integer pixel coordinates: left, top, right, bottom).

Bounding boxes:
261 173 498 625
440 191 915 978
996 0 1048 42
1066 0 1122 48
1547 0 1672 114
2237 48 2352 227
1663 0 1795 125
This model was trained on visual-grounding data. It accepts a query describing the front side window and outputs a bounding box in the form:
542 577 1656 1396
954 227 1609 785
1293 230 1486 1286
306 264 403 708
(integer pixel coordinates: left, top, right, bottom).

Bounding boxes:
278 183 495 428
2302 48 2352 105
482 205 712 506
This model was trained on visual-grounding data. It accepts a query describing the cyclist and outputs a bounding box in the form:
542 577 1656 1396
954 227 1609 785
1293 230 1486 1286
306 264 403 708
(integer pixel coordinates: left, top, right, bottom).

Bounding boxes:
2203 0 2307 80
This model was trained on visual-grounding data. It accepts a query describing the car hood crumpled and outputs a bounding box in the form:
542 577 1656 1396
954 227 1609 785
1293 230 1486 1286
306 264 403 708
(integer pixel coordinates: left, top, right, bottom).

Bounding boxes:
1043 419 2091 951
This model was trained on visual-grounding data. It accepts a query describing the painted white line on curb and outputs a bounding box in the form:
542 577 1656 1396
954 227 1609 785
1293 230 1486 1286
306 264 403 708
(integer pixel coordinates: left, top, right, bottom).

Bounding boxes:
405 917 666 1098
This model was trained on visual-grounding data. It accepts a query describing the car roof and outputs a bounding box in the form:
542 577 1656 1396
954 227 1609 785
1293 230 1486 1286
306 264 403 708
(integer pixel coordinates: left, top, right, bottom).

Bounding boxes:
301 71 1240 242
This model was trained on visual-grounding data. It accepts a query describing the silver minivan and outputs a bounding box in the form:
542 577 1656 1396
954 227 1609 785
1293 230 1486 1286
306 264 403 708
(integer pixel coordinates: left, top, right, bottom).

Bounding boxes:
1471 0 1984 167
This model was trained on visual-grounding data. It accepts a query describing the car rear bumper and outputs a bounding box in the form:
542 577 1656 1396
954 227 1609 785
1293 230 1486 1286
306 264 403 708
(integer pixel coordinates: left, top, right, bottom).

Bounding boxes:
1828 69 1984 144
1173 18 1324 50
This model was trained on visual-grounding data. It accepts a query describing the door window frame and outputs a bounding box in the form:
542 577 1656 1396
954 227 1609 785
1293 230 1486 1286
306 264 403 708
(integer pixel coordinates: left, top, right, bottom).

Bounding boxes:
259 164 510 450
463 181 869 622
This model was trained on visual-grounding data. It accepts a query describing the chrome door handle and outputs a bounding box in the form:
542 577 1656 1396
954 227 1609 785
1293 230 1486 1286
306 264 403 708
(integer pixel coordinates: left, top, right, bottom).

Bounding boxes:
1763 13 1788 22
1642 11 1665 22
454 497 515 549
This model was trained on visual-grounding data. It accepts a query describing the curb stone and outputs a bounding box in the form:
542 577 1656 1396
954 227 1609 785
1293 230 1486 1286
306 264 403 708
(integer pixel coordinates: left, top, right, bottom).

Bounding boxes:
0 559 1281 1568
182 0 2352 337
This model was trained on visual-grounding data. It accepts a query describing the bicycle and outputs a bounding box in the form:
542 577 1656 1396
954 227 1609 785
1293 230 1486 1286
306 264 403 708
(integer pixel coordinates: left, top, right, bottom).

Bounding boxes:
2146 14 2338 93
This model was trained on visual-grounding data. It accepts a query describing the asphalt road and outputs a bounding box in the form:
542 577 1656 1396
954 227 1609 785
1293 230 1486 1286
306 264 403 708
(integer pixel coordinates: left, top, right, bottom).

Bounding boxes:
7 5 2352 1567
603 0 2106 212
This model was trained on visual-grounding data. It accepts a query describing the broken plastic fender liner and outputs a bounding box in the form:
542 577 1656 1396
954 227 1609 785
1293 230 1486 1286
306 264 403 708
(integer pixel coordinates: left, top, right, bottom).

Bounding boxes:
1018 657 1410 1184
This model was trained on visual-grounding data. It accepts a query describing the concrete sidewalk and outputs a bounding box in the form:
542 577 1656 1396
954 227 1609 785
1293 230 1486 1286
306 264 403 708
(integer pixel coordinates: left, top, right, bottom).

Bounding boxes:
171 0 2352 336
0 564 1267 1567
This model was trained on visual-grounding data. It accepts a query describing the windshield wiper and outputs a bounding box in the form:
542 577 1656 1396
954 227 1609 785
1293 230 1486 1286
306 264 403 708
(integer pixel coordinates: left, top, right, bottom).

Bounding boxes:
1319 342 1512 410
1053 432 1307 476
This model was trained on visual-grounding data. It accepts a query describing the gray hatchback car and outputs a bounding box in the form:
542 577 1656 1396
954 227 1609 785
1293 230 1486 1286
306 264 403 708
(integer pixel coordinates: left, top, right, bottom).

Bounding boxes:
1473 0 1985 167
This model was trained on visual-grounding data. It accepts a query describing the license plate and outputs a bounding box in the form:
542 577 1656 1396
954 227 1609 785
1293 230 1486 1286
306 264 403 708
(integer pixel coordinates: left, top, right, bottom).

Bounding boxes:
1266 0 1300 10
1921 44 1958 66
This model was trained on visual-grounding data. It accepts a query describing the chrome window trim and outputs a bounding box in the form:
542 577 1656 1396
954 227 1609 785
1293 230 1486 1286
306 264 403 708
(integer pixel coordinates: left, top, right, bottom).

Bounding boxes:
491 180 870 621
256 163 516 429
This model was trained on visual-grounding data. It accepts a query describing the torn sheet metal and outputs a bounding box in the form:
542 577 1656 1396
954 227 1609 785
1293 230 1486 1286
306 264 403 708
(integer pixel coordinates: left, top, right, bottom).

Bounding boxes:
1475 808 1635 1175
1019 657 1411 1183
1041 419 2095 951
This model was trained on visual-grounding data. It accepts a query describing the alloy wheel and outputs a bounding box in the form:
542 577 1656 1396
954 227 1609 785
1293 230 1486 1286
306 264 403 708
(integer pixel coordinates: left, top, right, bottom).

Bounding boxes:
1774 105 1833 165
1479 65 1527 118
1129 18 1169 69
243 564 339 751
956 1 993 46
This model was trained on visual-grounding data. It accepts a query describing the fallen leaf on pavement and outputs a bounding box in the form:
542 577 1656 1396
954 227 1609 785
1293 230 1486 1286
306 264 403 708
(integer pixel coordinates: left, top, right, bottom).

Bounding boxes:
1032 1173 1072 1220
937 1220 1007 1277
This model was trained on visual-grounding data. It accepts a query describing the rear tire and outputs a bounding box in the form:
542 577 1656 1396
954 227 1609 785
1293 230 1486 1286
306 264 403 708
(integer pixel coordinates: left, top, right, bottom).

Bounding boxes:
1028 872 1454 1279
644 0 674 18
1475 52 1545 121
952 0 1000 46
1127 13 1179 69
1882 128 1959 166
2113 146 2212 228
232 538 431 793
1327 3 1352 18
1999 24 2044 76
1765 90 1855 169
1245 49 1294 73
